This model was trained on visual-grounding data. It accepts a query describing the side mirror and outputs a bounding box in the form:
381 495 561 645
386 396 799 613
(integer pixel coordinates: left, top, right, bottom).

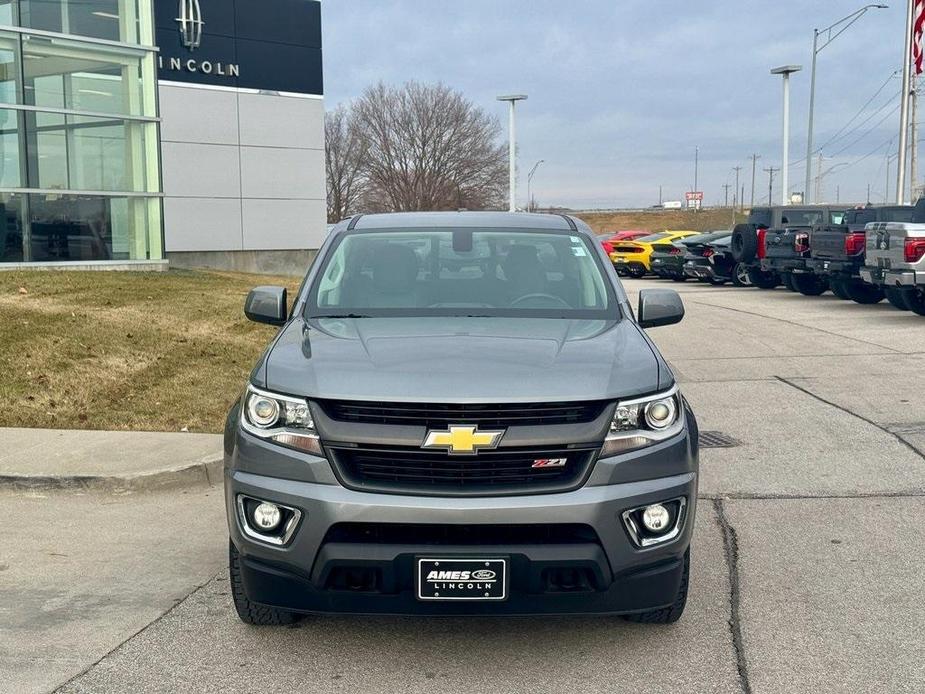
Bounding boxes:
638 288 684 329
245 286 288 326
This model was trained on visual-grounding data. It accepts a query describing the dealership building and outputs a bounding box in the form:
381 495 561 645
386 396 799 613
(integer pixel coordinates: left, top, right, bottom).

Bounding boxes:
0 0 325 273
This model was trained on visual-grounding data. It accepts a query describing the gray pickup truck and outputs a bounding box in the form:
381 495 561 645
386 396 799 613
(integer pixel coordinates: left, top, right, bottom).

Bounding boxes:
860 202 925 315
808 205 914 305
226 211 699 624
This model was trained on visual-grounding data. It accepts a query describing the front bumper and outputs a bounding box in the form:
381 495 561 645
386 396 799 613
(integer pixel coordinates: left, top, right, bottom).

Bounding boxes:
226 433 698 616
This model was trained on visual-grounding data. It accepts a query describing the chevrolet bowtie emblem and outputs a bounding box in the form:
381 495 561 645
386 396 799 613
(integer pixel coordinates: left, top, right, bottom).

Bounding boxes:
422 425 505 455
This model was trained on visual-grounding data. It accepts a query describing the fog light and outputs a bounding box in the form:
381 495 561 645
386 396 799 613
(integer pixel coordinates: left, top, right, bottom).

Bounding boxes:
642 504 671 533
252 502 282 531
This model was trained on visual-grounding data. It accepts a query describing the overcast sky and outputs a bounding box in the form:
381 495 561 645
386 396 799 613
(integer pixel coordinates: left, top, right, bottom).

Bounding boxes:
321 1 909 209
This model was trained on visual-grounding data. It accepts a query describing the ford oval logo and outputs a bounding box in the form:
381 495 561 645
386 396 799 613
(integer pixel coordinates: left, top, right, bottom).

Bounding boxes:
472 569 496 580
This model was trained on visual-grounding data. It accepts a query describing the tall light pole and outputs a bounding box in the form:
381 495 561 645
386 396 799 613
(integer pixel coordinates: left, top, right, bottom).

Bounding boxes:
772 65 802 205
497 94 528 211
526 159 544 212
804 4 888 203
897 0 914 203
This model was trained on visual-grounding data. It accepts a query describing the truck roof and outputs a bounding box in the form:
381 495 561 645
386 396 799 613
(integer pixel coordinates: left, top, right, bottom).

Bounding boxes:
340 211 589 234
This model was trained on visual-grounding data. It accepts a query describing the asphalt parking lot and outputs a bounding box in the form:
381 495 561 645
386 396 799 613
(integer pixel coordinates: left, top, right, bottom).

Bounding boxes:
4 280 924 694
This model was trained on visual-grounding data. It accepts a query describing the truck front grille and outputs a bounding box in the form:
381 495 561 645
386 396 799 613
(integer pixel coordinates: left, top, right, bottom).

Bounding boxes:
328 445 597 495
318 400 607 428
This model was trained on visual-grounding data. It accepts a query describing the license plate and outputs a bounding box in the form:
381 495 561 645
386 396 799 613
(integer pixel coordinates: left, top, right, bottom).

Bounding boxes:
416 558 507 601
652 259 662 265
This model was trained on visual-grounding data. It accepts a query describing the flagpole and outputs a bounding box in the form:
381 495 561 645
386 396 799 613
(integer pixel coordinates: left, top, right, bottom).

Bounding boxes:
897 0 915 204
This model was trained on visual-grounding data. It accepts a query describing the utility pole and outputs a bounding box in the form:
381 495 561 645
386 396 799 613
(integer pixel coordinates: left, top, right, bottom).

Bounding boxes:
750 154 761 209
694 147 699 193
723 184 731 207
897 0 914 203
836 185 840 203
658 185 663 205
741 184 745 213
814 153 824 203
867 182 871 203
733 166 743 211
911 77 918 201
764 166 779 205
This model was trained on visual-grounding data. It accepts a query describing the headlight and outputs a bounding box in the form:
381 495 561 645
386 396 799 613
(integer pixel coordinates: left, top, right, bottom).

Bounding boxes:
601 386 683 457
240 385 323 456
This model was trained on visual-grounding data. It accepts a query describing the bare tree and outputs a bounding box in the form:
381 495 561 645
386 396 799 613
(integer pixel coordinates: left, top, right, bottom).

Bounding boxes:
350 81 507 212
325 105 366 223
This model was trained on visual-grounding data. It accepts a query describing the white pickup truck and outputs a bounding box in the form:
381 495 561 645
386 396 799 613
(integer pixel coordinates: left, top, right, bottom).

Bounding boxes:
860 212 925 315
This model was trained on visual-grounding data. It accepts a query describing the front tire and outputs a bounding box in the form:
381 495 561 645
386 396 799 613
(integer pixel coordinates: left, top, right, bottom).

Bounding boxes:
731 262 752 287
229 541 299 626
747 268 779 289
905 288 925 316
844 280 884 305
885 286 911 310
624 549 690 624
791 273 828 296
830 278 851 300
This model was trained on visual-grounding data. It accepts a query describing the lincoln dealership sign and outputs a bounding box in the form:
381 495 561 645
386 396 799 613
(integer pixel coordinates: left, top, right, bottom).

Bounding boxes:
154 0 323 95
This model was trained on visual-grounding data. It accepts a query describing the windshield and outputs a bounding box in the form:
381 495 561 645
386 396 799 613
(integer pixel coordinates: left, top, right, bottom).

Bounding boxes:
305 228 616 319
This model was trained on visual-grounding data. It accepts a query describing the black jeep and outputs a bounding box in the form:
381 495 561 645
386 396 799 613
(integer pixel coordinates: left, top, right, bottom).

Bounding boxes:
730 205 845 292
806 205 914 306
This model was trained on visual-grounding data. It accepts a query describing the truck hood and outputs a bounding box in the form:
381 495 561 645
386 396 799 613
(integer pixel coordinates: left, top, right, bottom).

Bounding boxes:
260 317 663 403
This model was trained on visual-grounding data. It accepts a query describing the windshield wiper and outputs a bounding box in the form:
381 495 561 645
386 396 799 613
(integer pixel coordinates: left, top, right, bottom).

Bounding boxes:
308 313 372 319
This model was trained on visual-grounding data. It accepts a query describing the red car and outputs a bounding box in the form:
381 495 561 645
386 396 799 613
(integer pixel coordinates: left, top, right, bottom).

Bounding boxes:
599 230 650 255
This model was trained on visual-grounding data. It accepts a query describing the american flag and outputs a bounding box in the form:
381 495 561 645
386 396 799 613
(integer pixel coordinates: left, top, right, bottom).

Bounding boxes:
914 0 925 74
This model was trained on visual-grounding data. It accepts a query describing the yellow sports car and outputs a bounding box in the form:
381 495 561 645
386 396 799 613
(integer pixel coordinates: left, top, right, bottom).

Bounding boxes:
609 230 699 278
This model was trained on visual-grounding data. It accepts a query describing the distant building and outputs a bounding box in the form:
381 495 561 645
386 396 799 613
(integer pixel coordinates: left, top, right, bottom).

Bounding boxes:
1 0 325 273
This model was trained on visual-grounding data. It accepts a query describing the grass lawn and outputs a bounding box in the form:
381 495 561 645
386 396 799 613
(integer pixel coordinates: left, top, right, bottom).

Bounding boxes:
0 269 300 434
576 208 749 235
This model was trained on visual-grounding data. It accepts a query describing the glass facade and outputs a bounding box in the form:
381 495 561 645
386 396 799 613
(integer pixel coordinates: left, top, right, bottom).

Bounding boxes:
0 0 162 264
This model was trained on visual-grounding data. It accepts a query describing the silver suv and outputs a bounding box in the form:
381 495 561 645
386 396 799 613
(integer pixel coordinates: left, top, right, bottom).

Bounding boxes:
226 212 698 623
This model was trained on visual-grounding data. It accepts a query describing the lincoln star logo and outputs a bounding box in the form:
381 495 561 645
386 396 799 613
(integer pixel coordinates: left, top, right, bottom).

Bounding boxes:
422 425 504 455
177 0 204 50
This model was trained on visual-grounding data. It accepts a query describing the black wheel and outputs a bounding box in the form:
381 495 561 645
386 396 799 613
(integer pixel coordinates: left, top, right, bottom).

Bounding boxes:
731 224 758 263
627 266 646 279
730 262 752 287
229 541 299 626
747 267 779 289
906 288 925 316
671 276 687 282
885 286 911 311
844 280 884 305
790 273 828 296
624 549 690 624
782 273 797 291
830 278 851 300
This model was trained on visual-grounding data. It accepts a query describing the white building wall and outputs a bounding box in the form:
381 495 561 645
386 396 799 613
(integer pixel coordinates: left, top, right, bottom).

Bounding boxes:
159 81 326 256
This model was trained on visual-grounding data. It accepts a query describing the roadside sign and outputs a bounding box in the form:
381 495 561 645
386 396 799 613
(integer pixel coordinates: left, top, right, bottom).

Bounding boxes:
686 191 703 209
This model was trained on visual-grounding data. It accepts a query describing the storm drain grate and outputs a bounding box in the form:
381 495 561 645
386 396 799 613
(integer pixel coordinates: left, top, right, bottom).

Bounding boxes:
698 431 742 448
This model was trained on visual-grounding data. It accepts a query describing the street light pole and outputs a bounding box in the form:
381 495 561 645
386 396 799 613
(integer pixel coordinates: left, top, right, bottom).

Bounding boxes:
527 159 544 212
497 94 528 212
772 65 802 205
897 0 914 204
804 4 888 203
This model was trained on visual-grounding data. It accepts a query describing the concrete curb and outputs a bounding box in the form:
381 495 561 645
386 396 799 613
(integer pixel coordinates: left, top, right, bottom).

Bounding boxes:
0 456 223 492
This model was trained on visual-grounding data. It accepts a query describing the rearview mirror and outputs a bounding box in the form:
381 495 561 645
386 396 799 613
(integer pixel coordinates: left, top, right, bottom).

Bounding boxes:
638 289 684 329
245 286 288 326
